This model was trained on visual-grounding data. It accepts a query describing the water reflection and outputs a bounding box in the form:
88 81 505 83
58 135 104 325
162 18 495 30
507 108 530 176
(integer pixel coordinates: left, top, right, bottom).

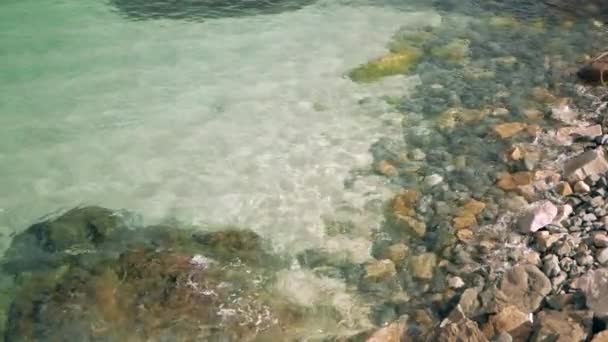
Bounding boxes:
109 0 317 21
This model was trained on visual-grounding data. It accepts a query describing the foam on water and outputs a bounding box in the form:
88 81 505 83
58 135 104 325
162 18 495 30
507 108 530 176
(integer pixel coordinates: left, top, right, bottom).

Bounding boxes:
0 0 441 253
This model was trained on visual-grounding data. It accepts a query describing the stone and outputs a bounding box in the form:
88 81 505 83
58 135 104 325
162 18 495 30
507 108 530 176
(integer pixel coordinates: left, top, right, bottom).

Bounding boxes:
410 253 437 280
508 147 524 161
523 108 544 121
430 39 471 64
494 123 527 139
499 265 551 314
571 269 608 316
542 254 561 277
597 248 608 265
482 305 531 341
367 320 406 342
429 306 488 342
591 331 608 342
530 310 592 342
456 229 474 243
348 47 423 83
384 243 409 264
392 190 420 217
553 205 573 225
574 181 591 193
453 216 478 230
398 216 427 238
517 201 559 233
550 100 578 123
493 108 510 116
377 160 399 177
594 233 608 247
365 259 397 281
536 232 563 251
522 250 541 266
448 276 465 289
577 255 594 266
409 148 426 161
531 87 557 104
564 149 608 182
558 125 603 142
555 182 573 197
546 293 576 311
425 174 444 187
459 199 486 217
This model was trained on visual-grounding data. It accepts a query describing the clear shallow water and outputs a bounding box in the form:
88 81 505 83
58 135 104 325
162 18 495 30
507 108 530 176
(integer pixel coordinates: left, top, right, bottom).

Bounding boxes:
0 0 441 254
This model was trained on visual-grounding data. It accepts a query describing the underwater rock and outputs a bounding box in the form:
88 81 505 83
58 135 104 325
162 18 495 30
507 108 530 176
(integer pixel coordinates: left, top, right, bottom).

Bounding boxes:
430 39 471 64
365 259 397 281
348 48 423 83
493 122 527 139
409 253 437 280
110 0 317 21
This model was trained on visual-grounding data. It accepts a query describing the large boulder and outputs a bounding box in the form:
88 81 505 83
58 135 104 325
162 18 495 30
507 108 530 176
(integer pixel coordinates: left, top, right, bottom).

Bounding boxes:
499 265 551 314
571 268 608 317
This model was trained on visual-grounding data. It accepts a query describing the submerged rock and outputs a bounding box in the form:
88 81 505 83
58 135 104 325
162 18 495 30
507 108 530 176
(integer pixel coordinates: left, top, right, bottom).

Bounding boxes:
348 48 423 83
110 0 317 21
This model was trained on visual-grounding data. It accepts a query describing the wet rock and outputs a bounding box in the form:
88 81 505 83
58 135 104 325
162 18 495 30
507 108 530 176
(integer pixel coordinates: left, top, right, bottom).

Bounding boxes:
454 216 478 230
571 268 608 316
530 310 593 342
409 148 426 161
410 253 437 280
431 39 471 64
499 265 551 314
517 201 558 233
428 306 488 342
550 100 579 124
564 148 608 182
365 259 397 281
393 190 420 218
377 160 399 177
493 122 527 139
482 305 531 341
456 229 474 243
574 180 591 193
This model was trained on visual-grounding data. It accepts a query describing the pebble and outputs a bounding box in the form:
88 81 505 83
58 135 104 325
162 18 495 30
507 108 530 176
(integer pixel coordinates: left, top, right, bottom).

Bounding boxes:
593 233 608 247
583 213 598 222
574 181 591 193
591 196 605 208
597 248 608 265
409 148 426 161
577 254 594 266
425 174 444 187
448 276 465 289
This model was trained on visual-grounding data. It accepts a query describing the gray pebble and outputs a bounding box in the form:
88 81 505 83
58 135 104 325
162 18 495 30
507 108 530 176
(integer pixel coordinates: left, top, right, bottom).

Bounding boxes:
577 254 594 266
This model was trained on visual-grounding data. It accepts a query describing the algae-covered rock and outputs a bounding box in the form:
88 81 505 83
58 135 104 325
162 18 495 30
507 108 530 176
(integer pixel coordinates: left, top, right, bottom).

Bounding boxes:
348 48 423 83
430 39 470 64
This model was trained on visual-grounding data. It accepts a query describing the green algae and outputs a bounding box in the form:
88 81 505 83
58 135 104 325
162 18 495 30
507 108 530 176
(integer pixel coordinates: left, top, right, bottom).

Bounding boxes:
348 48 423 83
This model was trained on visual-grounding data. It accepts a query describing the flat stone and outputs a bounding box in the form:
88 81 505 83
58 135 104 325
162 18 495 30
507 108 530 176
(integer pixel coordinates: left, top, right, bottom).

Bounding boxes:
530 310 593 342
499 265 551 314
518 201 559 233
365 259 397 281
564 149 608 182
551 100 579 123
574 181 591 193
410 253 437 280
494 122 527 139
456 229 474 243
392 190 420 217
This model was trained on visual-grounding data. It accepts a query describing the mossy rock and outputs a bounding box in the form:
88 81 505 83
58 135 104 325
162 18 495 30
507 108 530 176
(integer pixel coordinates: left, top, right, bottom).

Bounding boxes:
388 28 437 52
430 39 471 64
348 48 423 83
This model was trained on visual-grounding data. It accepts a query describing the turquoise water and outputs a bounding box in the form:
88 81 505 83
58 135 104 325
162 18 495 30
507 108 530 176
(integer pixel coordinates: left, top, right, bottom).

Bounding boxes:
2 0 608 339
